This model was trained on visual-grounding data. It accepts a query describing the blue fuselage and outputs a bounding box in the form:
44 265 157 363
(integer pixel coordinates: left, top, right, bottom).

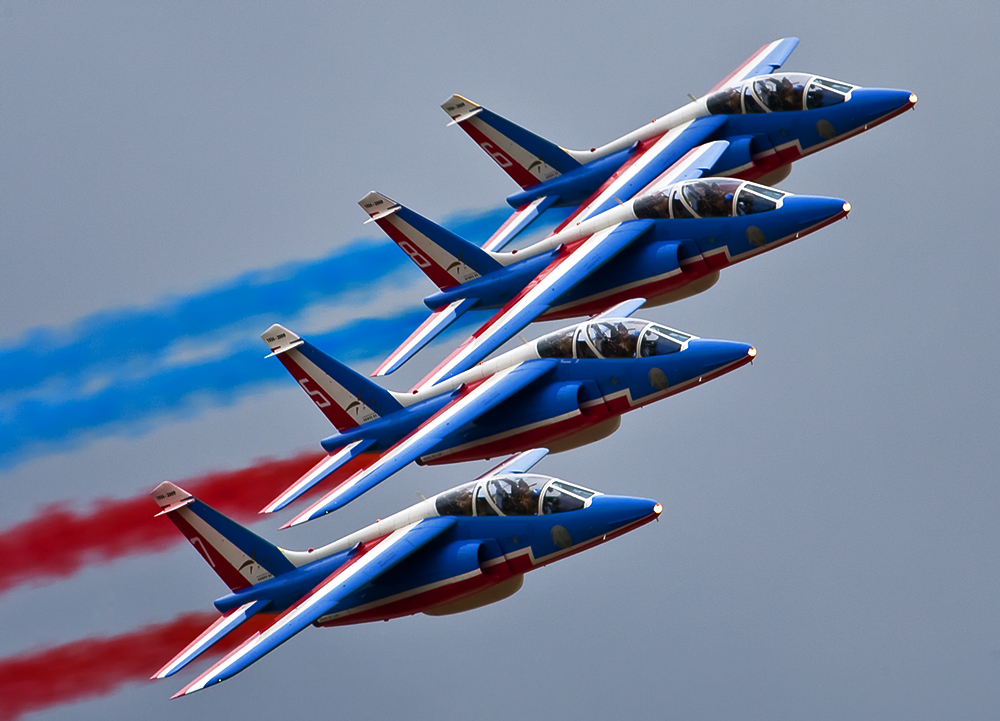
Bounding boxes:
215 494 659 625
322 339 752 464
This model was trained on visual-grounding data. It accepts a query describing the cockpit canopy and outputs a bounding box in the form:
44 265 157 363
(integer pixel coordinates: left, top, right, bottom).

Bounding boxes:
634 179 786 220
706 73 856 115
434 474 599 517
536 317 693 360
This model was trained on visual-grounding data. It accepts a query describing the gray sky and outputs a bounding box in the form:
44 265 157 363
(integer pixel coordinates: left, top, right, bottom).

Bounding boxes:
2 1 999 719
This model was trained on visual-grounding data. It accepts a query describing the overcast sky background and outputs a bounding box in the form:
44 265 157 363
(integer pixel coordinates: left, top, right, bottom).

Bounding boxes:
2 1 999 719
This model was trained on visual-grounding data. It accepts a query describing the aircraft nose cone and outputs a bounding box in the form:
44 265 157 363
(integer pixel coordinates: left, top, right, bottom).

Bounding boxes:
588 495 662 534
686 338 756 374
851 87 917 125
783 194 852 227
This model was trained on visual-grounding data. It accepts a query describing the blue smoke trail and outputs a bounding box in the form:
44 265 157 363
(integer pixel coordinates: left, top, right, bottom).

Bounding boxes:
0 208 509 401
0 205 574 468
0 310 436 466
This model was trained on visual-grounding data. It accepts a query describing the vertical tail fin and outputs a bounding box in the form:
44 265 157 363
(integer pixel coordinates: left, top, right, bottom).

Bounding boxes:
359 191 503 291
261 324 405 433
441 94 587 189
152 482 297 593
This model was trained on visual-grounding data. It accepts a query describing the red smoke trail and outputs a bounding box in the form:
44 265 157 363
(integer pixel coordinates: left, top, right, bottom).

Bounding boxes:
0 450 325 595
0 611 275 720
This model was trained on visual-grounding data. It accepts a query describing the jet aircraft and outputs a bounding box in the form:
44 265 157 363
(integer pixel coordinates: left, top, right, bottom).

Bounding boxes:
367 38 912 380
259 303 754 526
364 145 847 389
151 450 662 696
443 37 914 252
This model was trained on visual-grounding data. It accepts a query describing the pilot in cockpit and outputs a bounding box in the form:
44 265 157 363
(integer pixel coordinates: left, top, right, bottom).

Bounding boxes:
645 192 671 219
778 77 805 110
610 322 638 358
509 478 538 515
703 182 731 217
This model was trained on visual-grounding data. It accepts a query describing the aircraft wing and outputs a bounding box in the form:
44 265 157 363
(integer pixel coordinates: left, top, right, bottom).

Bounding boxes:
635 140 730 196
370 298 479 378
590 297 647 321
474 447 550 480
707 37 800 94
482 196 559 252
281 359 559 527
414 220 653 390
153 599 271 679
559 116 727 227
171 517 457 697
260 438 377 514
412 220 654 391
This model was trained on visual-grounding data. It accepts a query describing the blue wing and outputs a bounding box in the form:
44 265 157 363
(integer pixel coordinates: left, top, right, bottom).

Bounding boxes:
172 517 457 697
260 438 377 514
281 359 559 527
413 220 654 391
412 140 730 392
482 196 559 252
707 37 800 94
152 599 271 679
563 116 727 223
370 298 479 378
474 447 550 480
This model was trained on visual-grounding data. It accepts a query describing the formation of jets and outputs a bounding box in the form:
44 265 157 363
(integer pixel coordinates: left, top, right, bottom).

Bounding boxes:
152 38 915 696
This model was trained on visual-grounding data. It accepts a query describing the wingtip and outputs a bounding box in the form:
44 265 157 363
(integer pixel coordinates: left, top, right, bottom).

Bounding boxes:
260 497 285 514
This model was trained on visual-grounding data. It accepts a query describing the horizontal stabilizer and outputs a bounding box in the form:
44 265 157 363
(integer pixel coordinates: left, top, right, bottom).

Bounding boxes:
371 298 478 377
152 600 270 679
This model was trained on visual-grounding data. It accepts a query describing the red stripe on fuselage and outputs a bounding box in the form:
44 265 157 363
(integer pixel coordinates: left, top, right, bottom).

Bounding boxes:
537 270 691 320
423 403 611 465
503 511 660 573
425 352 752 465
317 570 501 626
728 101 916 182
